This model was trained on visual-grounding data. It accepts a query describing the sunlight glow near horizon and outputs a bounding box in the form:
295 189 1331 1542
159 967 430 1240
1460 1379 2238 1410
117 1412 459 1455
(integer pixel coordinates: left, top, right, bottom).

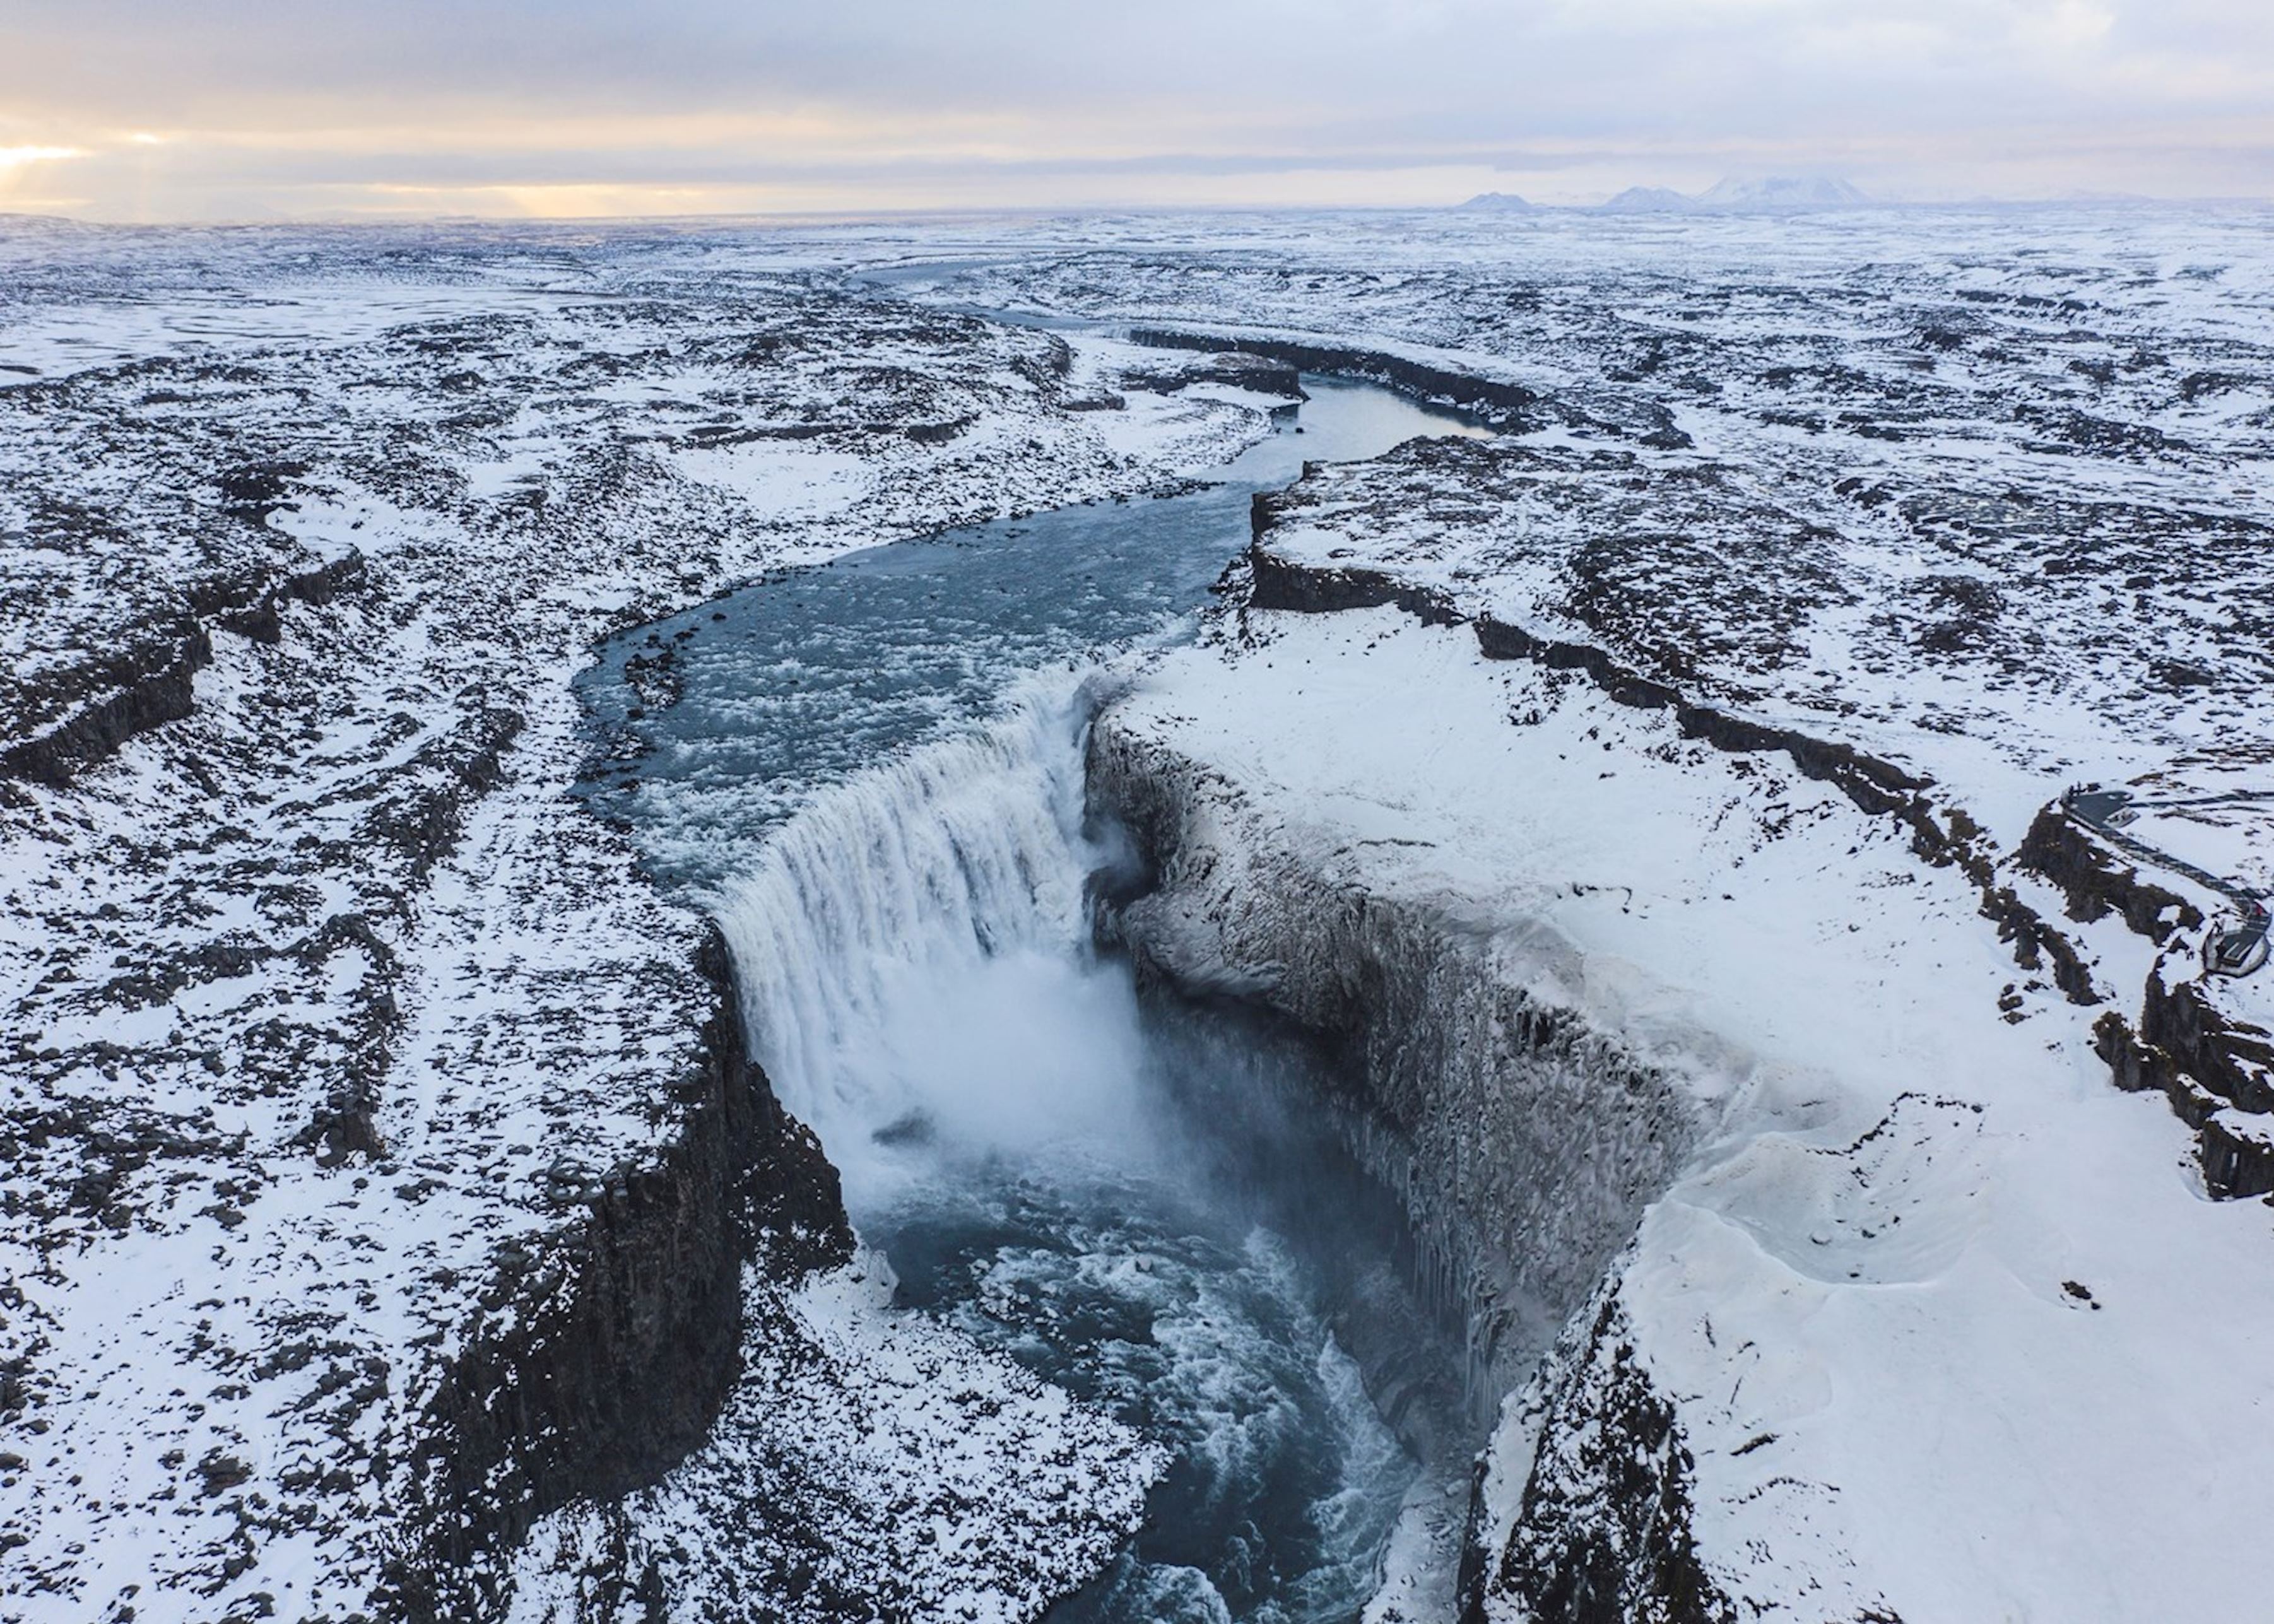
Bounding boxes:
3 0 2271 221
0 146 83 170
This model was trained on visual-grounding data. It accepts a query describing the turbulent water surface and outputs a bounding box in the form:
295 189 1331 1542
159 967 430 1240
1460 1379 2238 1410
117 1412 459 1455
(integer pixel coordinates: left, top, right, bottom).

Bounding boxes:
579 377 1488 1621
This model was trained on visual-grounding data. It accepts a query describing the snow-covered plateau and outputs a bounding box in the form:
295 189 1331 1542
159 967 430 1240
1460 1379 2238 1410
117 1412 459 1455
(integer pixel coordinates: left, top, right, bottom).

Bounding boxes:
4 205 2273 1623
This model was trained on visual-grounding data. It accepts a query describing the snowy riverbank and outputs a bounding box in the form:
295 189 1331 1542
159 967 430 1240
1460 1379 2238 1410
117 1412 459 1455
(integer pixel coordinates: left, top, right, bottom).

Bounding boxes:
0 223 1281 1620
1092 595 2274 1619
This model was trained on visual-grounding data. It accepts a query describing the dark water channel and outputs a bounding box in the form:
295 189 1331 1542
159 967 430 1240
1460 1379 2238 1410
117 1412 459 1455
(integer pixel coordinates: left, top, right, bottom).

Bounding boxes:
578 377 1490 1621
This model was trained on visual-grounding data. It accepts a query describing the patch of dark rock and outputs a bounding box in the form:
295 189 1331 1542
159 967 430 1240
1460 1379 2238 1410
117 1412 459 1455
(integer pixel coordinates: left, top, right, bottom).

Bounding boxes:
1244 542 1466 628
622 644 685 712
2179 370 2249 404
2096 974 2274 1196
905 413 979 444
215 461 310 524
1472 1293 1736 1624
384 929 851 1622
102 936 271 1009
196 1450 254 1497
355 705 524 883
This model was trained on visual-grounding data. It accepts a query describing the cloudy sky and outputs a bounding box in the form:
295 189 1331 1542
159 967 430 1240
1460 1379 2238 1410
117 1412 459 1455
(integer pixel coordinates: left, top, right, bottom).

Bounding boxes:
3 0 2270 219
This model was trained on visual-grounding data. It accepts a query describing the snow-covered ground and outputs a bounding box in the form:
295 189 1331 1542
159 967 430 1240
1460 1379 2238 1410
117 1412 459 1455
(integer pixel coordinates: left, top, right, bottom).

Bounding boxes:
1094 606 2274 1619
0 222 1278 1620
4 205 2272 1620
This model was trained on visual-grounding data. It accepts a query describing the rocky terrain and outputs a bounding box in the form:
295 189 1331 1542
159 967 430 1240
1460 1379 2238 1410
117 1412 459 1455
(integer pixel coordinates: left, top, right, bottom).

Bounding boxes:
4 205 2273 1621
1018 211 2274 1618
0 220 1271 1621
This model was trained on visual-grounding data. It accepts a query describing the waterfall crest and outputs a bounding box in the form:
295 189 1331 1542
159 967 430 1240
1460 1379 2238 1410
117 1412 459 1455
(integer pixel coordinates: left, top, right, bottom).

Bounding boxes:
710 671 1145 1198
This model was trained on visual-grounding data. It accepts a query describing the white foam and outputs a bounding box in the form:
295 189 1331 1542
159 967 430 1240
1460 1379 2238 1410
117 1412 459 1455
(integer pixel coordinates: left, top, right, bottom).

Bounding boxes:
713 671 1157 1204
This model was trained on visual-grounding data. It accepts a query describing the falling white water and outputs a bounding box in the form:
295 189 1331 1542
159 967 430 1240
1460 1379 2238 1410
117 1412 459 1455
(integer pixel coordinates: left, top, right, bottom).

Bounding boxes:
711 669 1155 1204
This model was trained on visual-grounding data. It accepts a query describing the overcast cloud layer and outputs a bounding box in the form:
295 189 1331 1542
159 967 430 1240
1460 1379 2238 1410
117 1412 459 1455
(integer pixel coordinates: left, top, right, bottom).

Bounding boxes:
4 0 2272 219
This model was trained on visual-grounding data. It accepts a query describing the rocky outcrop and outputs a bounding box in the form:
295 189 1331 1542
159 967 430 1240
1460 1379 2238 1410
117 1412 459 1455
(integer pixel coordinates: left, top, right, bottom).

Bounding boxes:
2017 806 2201 943
0 614 212 786
1466 1288 1735 1624
1128 326 1704 447
389 929 852 1619
1237 535 2099 1008
1129 326 1540 431
1134 525 2179 1617
2096 962 2274 1197
1088 711 1698 1396
286 702 526 1166
0 550 365 787
2020 805 2274 1196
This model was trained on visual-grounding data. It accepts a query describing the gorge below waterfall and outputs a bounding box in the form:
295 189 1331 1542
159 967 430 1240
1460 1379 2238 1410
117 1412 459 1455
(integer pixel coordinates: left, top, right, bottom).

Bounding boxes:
577 378 1497 1621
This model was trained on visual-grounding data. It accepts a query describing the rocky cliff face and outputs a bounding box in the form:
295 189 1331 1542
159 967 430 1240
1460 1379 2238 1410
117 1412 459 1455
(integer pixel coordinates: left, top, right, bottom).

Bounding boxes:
1468 1286 1734 1624
1090 722 1699 1398
392 932 851 1618
1088 705 1733 1623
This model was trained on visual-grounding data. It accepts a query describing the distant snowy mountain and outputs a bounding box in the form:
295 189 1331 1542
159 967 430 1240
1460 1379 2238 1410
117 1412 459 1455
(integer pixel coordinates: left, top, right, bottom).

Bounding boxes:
1599 175 1872 213
1457 191 1536 212
1697 174 1871 209
1599 185 1697 213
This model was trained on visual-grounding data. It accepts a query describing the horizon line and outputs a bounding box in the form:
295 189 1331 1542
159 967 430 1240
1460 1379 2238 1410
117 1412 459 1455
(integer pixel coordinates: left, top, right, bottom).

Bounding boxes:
8 192 2274 232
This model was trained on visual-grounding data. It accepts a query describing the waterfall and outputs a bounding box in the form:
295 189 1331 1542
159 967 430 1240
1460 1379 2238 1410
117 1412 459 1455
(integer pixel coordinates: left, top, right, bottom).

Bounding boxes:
710 669 1148 1203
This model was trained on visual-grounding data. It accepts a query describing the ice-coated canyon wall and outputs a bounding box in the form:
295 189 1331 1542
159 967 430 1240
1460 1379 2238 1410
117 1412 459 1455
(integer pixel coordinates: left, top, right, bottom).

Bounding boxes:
1088 704 1743 1622
1088 722 1698 1401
